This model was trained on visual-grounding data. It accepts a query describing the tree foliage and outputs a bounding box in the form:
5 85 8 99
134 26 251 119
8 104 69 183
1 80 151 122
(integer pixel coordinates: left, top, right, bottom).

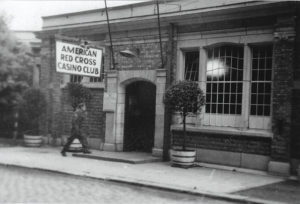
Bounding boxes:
164 81 205 150
66 83 92 110
19 88 47 135
0 15 34 138
0 15 33 109
164 81 205 116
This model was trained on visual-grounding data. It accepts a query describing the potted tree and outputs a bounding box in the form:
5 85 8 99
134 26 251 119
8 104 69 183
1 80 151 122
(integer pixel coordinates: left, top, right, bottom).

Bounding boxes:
20 88 47 147
164 81 205 168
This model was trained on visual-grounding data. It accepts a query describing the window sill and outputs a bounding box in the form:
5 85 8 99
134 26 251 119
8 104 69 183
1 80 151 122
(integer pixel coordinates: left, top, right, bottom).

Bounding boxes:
60 82 105 89
171 124 273 138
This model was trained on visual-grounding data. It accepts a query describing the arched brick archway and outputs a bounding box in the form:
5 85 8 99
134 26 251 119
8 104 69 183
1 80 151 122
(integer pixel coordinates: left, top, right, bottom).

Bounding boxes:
103 69 166 157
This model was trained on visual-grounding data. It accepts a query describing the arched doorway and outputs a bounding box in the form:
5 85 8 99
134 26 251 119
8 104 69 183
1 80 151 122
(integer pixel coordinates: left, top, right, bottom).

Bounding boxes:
124 81 156 152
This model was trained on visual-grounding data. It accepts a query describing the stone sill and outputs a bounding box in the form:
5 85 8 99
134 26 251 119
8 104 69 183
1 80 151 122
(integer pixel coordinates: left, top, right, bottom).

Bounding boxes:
60 82 105 89
171 124 273 138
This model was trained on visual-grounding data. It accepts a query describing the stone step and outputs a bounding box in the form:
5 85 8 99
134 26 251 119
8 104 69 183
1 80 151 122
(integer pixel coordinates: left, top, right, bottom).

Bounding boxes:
72 150 161 164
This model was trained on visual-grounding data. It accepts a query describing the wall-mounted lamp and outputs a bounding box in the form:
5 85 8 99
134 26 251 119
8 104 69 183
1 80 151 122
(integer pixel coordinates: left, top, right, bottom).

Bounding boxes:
119 48 140 58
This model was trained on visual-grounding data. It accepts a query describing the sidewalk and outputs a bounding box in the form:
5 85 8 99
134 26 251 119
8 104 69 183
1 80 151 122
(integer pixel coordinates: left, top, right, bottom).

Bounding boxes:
0 146 294 204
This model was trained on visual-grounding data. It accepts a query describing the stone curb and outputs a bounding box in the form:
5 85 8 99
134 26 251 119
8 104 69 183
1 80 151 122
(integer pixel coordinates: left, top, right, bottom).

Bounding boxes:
0 162 284 204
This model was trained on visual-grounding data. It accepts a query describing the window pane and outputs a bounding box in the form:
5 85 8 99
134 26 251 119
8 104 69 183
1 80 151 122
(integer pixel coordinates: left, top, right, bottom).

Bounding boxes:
212 94 217 103
224 104 229 114
266 58 272 69
237 83 243 93
224 94 230 103
257 105 264 116
252 70 258 81
206 83 211 92
237 94 242 103
265 83 271 93
258 83 265 93
258 70 265 81
236 105 242 114
218 104 223 113
185 51 199 81
212 83 218 92
266 70 272 81
206 94 211 103
251 105 257 115
265 94 271 104
206 104 211 112
264 106 270 116
230 105 236 114
251 94 257 104
218 94 223 103
251 83 257 93
211 104 217 113
231 83 237 92
252 59 258 69
257 94 264 104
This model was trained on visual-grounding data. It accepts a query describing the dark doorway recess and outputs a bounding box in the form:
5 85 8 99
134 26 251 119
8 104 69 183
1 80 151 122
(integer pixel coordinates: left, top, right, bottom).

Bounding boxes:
124 81 156 152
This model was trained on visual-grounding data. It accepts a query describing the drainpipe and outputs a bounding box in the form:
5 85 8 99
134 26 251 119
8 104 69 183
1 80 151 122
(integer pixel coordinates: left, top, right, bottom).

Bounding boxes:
163 23 177 161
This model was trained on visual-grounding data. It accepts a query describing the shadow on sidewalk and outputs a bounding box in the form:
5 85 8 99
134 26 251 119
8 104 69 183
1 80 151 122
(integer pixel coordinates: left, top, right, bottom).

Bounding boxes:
233 180 300 204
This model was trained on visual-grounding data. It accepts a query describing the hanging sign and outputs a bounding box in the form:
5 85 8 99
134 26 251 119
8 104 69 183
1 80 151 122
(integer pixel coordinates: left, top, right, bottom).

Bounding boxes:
56 41 102 77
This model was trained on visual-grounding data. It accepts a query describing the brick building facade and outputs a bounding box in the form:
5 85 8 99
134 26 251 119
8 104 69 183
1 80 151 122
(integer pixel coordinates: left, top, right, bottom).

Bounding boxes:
37 0 300 175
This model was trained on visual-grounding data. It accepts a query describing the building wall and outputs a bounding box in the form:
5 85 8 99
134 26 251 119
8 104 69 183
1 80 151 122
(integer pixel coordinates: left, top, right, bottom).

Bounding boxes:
171 14 297 171
291 9 300 161
60 88 105 140
38 1 300 172
173 131 271 155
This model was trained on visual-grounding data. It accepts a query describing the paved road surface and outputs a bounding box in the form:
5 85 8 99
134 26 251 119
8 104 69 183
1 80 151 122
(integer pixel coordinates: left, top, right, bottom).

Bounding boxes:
0 165 234 204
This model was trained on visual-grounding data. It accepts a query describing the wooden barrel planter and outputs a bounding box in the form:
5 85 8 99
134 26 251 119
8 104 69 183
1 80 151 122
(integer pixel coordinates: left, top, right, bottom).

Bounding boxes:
68 138 83 152
170 149 196 168
24 135 43 147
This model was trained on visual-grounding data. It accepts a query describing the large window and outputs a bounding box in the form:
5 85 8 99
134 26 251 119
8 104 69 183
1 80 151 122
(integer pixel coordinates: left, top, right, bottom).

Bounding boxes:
206 45 244 115
181 43 273 130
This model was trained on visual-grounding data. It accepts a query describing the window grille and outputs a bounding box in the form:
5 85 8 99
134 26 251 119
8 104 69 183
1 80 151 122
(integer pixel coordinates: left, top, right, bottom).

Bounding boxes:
70 75 83 83
184 51 199 81
89 76 102 83
250 45 273 116
205 45 244 115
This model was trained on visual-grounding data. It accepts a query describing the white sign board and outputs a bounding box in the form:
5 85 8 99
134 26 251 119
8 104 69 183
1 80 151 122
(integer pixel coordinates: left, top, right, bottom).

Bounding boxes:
56 41 102 77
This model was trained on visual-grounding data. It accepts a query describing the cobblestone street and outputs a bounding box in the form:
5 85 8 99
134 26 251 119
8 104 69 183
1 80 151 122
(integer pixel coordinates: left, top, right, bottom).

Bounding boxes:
0 165 233 204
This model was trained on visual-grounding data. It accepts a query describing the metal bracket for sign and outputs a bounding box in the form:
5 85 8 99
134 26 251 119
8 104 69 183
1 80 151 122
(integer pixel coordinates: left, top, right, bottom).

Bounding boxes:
156 0 164 68
54 34 105 51
104 0 115 70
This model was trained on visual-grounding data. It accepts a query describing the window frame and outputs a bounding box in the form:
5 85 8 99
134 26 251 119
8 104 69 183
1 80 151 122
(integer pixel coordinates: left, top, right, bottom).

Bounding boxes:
178 42 273 131
248 43 273 130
